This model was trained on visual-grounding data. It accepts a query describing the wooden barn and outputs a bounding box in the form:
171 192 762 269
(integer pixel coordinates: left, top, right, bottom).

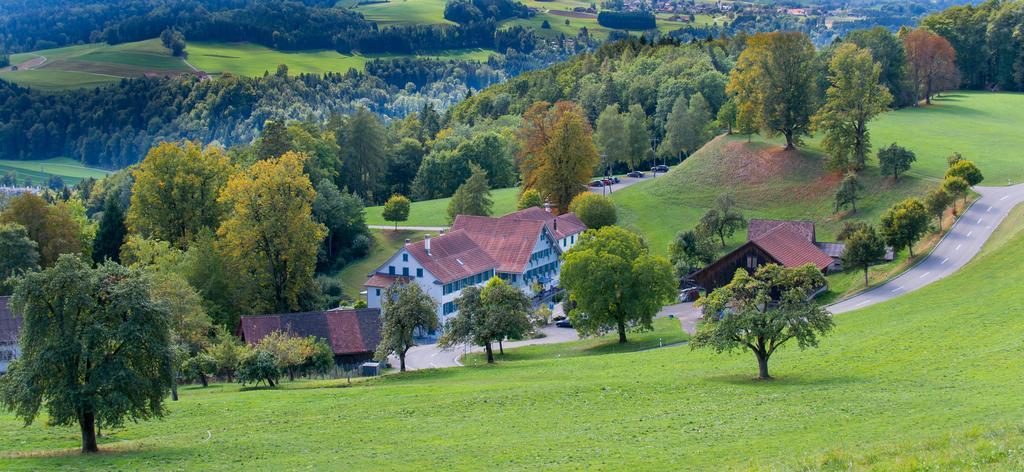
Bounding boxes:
238 308 383 370
691 220 836 292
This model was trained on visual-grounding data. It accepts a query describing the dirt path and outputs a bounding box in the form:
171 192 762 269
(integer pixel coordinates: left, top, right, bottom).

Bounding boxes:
1 54 46 72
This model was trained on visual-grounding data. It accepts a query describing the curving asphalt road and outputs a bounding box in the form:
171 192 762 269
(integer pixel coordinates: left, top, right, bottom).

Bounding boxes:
829 183 1024 314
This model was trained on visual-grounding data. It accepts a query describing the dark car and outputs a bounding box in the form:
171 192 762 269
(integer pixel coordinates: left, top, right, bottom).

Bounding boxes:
610 176 620 184
555 318 573 328
626 171 645 178
589 180 605 187
651 164 670 173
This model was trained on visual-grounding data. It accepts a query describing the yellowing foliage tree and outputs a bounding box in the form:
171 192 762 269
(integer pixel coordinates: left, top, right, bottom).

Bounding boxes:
518 101 599 214
217 151 326 314
128 141 234 248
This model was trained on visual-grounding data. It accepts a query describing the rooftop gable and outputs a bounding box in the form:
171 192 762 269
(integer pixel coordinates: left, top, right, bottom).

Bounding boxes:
404 229 499 284
751 226 833 271
239 309 383 356
452 214 556 274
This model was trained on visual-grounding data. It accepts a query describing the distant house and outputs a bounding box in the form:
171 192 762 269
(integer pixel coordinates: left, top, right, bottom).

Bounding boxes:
0 297 22 374
364 207 587 325
692 219 839 292
238 308 382 370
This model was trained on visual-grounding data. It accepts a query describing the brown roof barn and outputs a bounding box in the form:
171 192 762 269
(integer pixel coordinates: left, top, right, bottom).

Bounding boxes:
691 219 838 292
238 308 382 368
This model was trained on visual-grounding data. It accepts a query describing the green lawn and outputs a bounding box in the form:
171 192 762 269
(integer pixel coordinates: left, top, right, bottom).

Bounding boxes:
462 317 688 365
335 229 435 299
3 202 1024 469
364 186 521 226
866 91 1024 185
0 39 191 90
354 0 455 25
0 157 111 185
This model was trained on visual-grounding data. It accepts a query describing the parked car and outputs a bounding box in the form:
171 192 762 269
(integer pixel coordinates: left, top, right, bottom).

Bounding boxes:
626 171 645 178
589 180 605 187
651 164 669 173
610 176 620 183
601 178 613 186
677 287 701 303
555 318 573 328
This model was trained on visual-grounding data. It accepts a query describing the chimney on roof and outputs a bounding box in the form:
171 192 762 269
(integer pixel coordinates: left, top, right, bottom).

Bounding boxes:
553 218 558 232
404 238 410 245
424 234 431 255
440 229 445 235
543 199 553 213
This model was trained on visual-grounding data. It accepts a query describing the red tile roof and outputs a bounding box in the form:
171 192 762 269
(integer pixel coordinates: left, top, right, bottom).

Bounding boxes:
238 309 382 356
452 215 552 273
501 207 587 240
364 274 411 288
405 229 499 284
751 226 833 271
748 219 816 243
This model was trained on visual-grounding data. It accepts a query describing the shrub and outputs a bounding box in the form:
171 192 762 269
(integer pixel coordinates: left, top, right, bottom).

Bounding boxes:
237 349 280 387
568 193 617 229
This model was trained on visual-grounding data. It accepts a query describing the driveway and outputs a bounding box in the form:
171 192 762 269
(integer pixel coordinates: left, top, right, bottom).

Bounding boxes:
589 169 673 195
399 324 580 370
829 183 1024 314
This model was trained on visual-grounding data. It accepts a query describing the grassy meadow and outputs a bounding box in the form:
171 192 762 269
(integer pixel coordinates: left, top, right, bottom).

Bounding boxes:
335 229 435 299
865 91 1024 185
0 157 111 185
3 202 1023 469
364 186 521 226
0 39 191 90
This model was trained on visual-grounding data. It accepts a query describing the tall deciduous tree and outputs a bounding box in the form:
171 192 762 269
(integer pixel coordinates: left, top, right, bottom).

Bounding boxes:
841 224 887 286
594 104 629 172
127 141 233 248
312 179 371 271
727 32 818 150
669 228 717 277
518 101 600 214
946 160 984 187
257 120 291 161
382 194 411 230
92 196 127 263
517 188 544 210
814 43 893 171
0 256 174 453
878 143 917 181
623 104 652 170
925 187 952 230
560 226 676 343
217 151 326 314
693 264 833 380
879 197 930 257
447 164 493 221
375 282 438 371
0 193 84 267
903 29 960 105
0 223 39 294
942 176 970 205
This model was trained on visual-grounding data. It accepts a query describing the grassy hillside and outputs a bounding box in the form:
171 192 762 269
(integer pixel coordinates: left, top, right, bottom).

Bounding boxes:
0 39 191 90
364 186 521 226
865 91 1024 185
187 41 495 77
0 157 111 185
352 0 456 25
3 202 1023 469
335 229 434 299
612 134 935 256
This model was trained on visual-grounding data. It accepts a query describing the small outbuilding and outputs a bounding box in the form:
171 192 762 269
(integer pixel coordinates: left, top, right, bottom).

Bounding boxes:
238 308 383 371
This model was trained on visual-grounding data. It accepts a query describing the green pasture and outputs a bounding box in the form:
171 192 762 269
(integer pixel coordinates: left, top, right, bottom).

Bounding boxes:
3 202 1024 469
364 186 521 227
354 0 456 25
0 157 110 185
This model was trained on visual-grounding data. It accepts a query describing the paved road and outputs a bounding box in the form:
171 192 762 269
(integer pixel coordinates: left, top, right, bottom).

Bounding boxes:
829 183 1024 314
400 323 580 370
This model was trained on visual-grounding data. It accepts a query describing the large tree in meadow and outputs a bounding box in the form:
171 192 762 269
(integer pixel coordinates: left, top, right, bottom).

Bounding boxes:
560 226 676 344
127 141 234 248
375 282 438 371
846 27 912 107
727 32 818 150
879 197 930 257
692 264 833 380
518 101 600 214
217 151 326 314
903 29 960 105
814 43 893 171
0 256 174 453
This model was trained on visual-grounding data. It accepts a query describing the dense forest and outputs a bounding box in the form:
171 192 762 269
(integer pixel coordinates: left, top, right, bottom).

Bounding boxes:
922 0 1024 92
0 0 540 55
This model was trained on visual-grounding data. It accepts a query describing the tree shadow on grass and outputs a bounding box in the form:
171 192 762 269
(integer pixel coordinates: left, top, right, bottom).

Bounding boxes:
701 372 860 388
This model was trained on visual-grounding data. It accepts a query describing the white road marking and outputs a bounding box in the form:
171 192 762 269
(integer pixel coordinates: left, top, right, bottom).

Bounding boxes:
978 218 984 224
1001 195 1009 201
967 231 973 237
854 300 869 307
987 206 993 212
956 244 962 250
430 351 439 358
890 286 903 293
941 258 948 264
919 272 930 279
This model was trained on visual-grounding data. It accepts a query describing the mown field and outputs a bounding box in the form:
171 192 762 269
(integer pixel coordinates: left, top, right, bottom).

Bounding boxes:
0 39 192 90
187 41 495 77
3 203 1023 469
0 157 111 185
335 229 433 299
865 91 1024 185
363 186 521 226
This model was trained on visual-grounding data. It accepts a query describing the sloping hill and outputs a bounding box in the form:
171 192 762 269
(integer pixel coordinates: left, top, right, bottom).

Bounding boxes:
612 134 936 257
4 204 1024 469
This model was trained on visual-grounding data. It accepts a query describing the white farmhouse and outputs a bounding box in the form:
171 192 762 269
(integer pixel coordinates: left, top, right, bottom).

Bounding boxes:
364 207 586 327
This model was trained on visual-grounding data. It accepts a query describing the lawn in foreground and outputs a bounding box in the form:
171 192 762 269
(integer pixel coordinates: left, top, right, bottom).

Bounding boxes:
866 91 1024 185
3 204 1023 469
0 157 111 185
